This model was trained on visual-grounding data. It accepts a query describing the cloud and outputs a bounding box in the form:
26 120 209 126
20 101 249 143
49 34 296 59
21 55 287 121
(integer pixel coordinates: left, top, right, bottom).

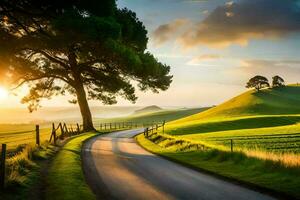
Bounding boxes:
187 54 221 65
230 59 300 83
152 19 189 46
202 10 209 15
178 0 300 48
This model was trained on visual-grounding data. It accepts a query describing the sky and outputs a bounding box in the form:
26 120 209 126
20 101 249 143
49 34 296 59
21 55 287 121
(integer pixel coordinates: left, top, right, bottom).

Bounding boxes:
1 0 300 108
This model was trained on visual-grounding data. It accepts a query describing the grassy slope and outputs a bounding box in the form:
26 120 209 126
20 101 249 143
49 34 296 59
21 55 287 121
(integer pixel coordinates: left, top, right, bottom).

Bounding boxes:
175 85 300 121
46 133 97 200
164 85 300 152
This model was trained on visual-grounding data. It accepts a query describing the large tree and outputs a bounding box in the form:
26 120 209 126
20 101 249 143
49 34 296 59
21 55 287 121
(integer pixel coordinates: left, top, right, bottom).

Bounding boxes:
0 0 172 131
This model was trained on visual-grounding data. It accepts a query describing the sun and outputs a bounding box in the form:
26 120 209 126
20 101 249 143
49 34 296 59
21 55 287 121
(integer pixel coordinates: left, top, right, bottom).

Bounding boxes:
0 87 8 99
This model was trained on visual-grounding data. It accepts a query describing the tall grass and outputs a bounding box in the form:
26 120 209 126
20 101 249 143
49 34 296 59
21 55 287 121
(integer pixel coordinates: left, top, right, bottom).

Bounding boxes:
6 145 37 186
243 149 300 168
5 142 55 187
147 132 300 168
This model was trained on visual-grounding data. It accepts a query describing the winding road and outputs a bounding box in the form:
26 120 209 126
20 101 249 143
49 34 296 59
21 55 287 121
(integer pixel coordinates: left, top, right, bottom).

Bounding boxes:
82 129 276 200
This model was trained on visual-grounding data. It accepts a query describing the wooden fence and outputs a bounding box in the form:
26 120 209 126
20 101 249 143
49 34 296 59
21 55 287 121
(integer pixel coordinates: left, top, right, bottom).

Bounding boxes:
0 120 166 189
143 121 166 138
49 123 82 145
97 121 165 131
0 122 82 190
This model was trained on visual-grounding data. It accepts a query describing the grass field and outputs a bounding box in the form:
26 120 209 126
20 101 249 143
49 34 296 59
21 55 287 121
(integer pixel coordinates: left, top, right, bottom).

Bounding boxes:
0 124 52 152
163 85 300 154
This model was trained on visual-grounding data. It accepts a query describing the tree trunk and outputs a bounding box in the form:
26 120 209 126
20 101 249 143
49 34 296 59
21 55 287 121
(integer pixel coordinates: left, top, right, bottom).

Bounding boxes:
76 83 95 131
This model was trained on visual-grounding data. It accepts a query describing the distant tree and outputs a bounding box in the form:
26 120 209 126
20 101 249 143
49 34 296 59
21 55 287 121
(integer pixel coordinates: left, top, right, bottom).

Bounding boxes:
272 76 285 88
246 76 270 92
0 0 173 131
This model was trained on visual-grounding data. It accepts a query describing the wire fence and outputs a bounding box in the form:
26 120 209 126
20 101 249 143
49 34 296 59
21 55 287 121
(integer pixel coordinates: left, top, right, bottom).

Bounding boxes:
207 134 300 153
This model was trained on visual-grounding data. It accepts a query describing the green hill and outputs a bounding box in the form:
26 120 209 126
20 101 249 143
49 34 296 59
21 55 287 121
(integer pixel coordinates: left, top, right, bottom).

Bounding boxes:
164 85 300 153
173 85 300 124
138 85 300 199
95 107 210 124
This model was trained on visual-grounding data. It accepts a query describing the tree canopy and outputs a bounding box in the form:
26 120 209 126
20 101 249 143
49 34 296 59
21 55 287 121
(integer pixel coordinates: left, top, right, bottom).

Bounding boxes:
0 0 173 130
246 75 270 92
272 76 285 88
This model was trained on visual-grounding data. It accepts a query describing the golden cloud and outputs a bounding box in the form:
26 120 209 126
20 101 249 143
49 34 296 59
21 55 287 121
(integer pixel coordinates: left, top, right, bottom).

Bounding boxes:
177 0 300 48
152 18 189 46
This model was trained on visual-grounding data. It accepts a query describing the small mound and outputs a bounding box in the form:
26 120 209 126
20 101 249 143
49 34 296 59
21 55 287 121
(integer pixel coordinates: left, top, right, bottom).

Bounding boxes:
134 105 163 115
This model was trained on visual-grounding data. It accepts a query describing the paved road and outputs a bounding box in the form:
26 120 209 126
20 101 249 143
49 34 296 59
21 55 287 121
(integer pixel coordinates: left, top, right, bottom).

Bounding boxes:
82 129 276 200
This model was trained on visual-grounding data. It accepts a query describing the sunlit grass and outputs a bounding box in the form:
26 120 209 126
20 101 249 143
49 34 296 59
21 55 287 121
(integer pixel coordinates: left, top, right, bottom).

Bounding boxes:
46 133 97 200
0 124 52 151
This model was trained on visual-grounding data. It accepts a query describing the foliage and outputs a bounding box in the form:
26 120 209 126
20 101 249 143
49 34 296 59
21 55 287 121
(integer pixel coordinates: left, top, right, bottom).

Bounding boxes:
272 75 285 87
246 75 270 91
0 0 172 130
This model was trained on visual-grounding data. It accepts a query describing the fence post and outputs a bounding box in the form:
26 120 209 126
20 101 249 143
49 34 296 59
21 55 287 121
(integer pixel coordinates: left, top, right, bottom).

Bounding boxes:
230 139 233 153
36 125 40 146
0 144 6 190
59 123 64 139
52 123 57 145
146 128 149 137
77 123 80 134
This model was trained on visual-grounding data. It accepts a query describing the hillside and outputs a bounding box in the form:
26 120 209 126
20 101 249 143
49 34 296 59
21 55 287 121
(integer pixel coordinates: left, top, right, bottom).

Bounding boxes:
95 107 210 124
166 85 300 137
172 85 300 125
133 105 163 115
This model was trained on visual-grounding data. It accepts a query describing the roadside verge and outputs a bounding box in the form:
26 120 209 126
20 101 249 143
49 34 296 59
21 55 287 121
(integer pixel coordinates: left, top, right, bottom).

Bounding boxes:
45 132 97 200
